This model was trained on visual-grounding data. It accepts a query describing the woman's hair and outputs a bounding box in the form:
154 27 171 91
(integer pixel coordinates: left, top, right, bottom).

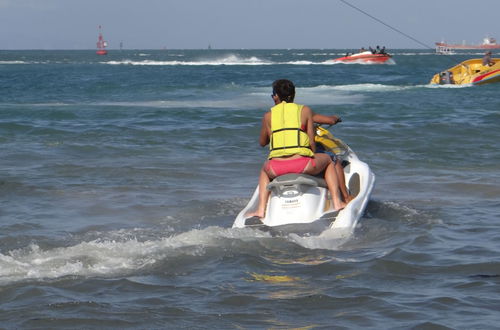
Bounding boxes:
272 79 295 103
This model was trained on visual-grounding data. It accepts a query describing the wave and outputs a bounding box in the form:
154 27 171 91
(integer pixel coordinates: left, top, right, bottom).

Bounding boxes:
0 78 425 113
425 83 472 88
396 52 436 56
105 54 273 66
0 220 380 285
0 60 29 64
308 83 412 92
0 223 378 284
103 54 398 66
104 58 400 66
0 83 376 109
0 194 438 285
0 83 416 110
0 226 270 284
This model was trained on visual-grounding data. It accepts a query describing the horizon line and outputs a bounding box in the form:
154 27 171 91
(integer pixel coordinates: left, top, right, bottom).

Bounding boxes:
1 47 434 51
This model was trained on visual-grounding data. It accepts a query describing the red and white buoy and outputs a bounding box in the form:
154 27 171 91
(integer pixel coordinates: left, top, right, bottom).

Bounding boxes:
96 25 108 55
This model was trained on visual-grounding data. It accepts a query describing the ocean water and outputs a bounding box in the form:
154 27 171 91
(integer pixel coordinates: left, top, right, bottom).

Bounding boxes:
1 49 500 329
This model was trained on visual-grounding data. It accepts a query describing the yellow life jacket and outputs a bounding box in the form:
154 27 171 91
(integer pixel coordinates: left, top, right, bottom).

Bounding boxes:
269 102 314 159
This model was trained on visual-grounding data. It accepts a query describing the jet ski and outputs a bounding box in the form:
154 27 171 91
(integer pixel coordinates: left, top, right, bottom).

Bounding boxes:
233 126 375 236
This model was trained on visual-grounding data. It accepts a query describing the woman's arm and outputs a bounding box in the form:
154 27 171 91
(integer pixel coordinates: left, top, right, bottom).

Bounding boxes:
258 112 271 147
302 106 316 153
312 112 342 125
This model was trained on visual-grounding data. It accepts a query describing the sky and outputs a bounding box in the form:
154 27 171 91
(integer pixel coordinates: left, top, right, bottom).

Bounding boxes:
0 0 499 50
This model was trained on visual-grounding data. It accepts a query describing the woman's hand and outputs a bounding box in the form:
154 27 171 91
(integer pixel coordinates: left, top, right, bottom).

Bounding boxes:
312 113 342 126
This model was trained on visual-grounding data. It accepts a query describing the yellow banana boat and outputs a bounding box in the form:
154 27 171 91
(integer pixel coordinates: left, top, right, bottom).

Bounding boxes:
430 58 500 85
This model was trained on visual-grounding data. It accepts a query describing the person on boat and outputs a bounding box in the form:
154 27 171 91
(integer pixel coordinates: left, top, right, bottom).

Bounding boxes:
245 79 348 220
439 71 455 84
482 51 494 66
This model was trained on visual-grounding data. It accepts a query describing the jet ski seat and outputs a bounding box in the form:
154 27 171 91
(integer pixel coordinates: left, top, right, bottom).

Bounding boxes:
267 174 327 196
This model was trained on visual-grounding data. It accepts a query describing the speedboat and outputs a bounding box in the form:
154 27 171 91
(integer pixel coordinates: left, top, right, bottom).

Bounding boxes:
233 126 375 237
430 58 500 85
331 51 392 64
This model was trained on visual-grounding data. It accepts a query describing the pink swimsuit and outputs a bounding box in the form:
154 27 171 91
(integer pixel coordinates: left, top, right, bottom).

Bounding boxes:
266 156 316 177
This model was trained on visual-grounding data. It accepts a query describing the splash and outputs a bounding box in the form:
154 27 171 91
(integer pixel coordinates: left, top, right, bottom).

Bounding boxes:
327 83 412 92
104 54 272 66
425 83 472 89
0 226 271 285
0 60 27 64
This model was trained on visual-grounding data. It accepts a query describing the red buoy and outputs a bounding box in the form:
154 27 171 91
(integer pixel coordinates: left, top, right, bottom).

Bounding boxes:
96 25 108 55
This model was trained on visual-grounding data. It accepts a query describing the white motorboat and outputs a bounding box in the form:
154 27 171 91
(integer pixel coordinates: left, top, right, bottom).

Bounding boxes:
233 126 375 237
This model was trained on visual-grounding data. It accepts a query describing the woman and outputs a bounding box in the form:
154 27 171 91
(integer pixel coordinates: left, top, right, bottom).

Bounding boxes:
246 79 347 219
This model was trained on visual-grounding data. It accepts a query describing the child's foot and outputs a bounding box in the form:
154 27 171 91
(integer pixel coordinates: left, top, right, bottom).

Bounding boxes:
245 210 264 219
344 194 355 203
334 200 347 212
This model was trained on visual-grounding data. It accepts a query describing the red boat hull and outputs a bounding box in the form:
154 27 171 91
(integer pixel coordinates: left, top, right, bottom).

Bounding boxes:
96 50 108 55
332 52 391 64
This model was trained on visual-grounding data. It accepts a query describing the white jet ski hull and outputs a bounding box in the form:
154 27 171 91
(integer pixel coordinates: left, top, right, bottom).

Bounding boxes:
233 145 375 236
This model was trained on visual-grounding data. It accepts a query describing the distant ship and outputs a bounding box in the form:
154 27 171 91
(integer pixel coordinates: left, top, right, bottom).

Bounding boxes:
96 25 108 55
435 37 500 50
